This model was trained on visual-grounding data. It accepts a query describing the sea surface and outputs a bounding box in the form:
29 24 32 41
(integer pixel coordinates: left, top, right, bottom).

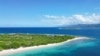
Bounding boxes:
0 27 100 56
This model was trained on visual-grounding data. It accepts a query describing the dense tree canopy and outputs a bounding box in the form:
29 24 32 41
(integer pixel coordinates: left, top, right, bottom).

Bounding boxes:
0 34 74 51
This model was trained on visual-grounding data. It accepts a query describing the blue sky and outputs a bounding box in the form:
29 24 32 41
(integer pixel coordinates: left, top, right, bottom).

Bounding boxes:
0 0 100 27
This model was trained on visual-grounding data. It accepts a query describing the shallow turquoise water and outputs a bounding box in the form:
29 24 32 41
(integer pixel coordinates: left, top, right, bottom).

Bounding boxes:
0 28 99 56
9 38 97 56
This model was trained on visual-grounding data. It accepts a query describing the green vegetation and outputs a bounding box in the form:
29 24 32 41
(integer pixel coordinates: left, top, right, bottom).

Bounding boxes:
0 34 74 51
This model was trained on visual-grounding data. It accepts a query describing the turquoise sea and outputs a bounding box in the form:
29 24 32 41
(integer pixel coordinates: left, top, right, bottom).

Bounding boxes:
0 27 100 56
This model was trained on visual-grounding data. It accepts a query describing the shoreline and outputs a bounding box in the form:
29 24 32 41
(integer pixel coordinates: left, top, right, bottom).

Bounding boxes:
0 37 91 56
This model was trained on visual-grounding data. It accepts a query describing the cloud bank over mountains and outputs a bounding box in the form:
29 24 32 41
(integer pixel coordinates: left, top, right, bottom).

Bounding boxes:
42 13 100 26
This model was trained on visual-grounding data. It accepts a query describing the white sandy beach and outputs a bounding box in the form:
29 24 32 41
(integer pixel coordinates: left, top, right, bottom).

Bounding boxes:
0 37 91 56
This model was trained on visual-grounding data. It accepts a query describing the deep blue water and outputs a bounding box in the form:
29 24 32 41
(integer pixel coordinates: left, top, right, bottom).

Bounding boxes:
0 27 100 56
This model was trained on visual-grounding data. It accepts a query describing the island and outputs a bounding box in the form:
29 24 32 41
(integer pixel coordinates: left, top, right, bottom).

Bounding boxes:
0 34 74 51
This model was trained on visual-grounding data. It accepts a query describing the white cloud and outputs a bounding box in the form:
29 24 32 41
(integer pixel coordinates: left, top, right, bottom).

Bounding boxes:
43 15 59 19
41 15 68 26
41 13 100 26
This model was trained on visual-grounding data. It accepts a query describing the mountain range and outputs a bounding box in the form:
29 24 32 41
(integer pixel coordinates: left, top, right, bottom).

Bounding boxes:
60 24 100 29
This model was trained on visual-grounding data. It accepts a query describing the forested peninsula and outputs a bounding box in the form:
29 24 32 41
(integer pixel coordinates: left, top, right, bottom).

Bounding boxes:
0 34 74 51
